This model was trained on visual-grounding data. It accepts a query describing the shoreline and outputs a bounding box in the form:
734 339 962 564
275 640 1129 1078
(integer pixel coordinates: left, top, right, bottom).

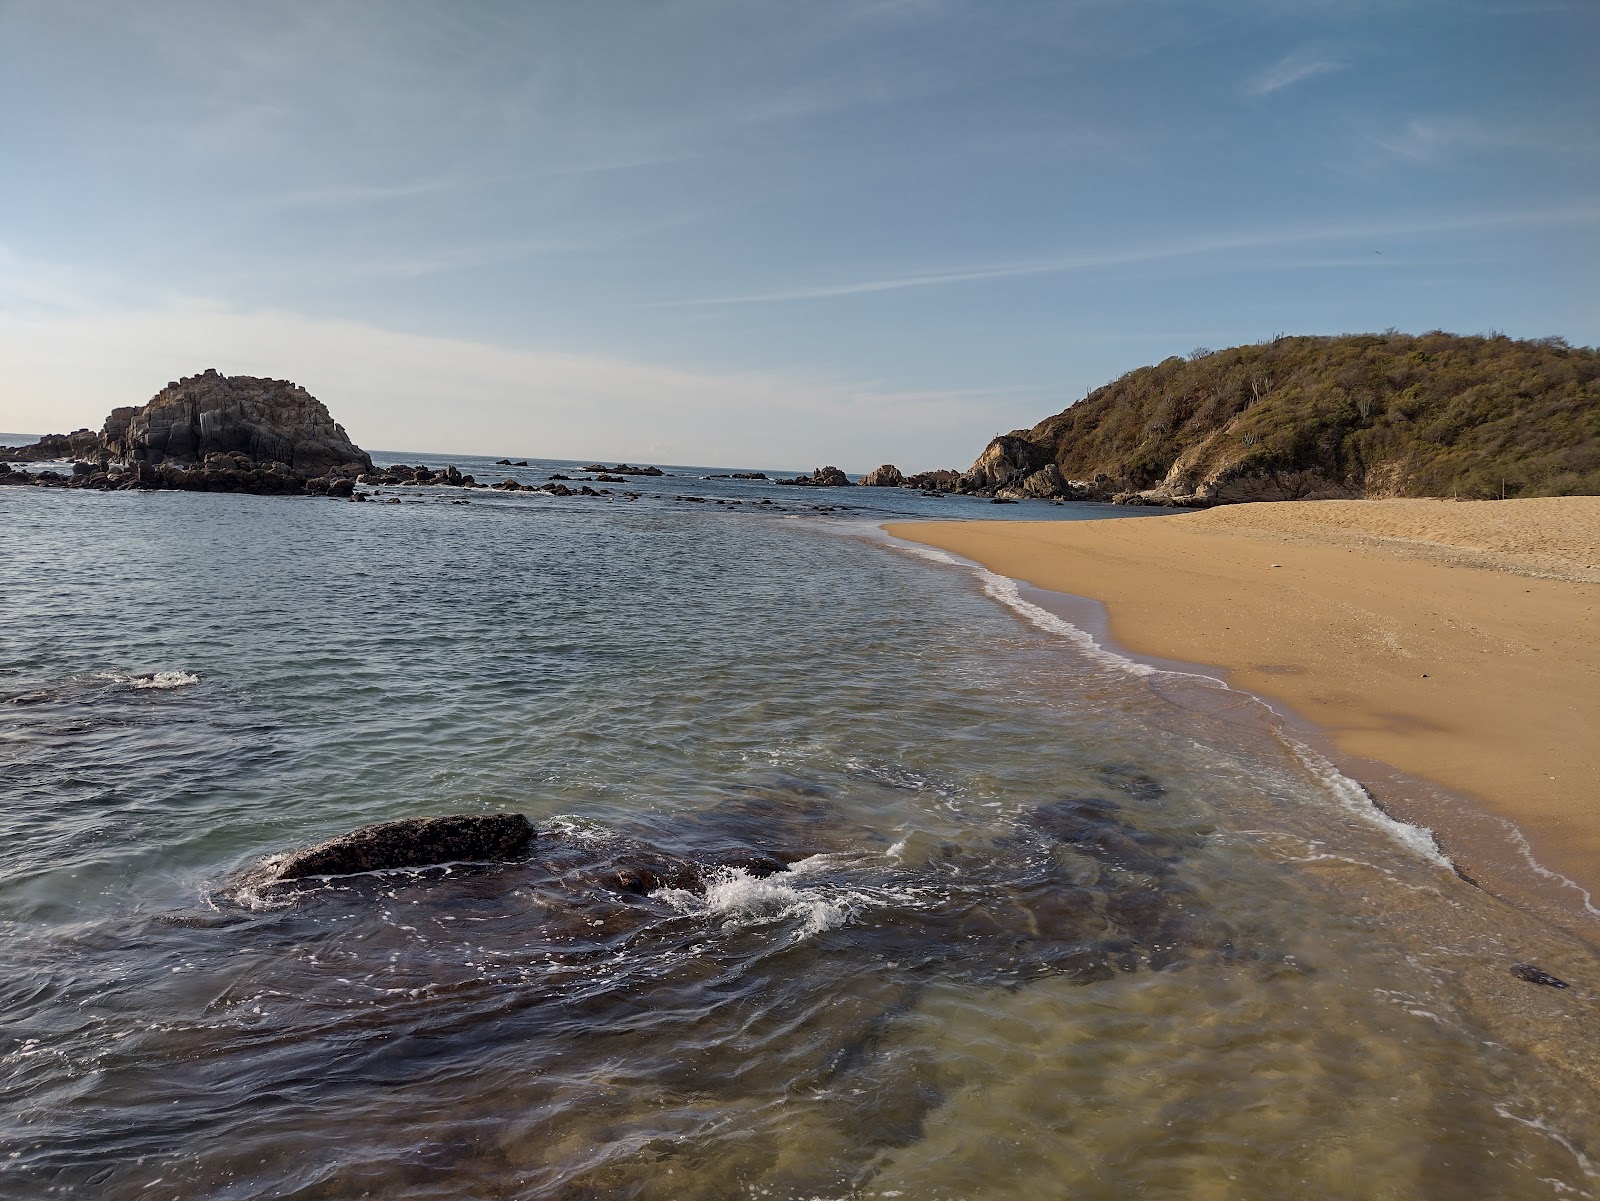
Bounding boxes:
887 497 1600 936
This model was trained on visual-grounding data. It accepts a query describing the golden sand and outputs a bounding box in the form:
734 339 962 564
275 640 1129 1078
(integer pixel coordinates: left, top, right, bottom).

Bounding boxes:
888 497 1600 903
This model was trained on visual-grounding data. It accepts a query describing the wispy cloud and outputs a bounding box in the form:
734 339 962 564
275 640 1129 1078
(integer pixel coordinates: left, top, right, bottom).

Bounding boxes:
667 205 1600 306
1375 116 1600 164
1246 48 1345 96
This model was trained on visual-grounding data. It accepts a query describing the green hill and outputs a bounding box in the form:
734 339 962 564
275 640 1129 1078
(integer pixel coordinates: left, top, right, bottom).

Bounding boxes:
963 332 1600 504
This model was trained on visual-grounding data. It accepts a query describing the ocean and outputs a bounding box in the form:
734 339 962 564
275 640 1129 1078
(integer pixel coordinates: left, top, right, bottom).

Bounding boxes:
1 454 1596 1199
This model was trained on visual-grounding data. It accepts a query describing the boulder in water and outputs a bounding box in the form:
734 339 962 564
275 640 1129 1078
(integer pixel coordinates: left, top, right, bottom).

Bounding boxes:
269 814 534 880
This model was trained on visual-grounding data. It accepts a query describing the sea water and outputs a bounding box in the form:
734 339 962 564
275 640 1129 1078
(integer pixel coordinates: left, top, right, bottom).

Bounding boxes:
1 457 1596 1200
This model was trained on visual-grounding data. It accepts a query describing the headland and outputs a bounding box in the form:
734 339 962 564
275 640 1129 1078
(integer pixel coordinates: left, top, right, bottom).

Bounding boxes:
888 497 1600 923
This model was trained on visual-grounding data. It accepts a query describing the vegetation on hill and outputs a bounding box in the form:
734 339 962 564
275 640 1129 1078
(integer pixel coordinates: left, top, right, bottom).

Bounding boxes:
988 332 1599 503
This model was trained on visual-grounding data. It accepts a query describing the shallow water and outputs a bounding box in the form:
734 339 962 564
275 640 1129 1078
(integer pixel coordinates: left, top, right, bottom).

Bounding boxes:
1 467 1597 1200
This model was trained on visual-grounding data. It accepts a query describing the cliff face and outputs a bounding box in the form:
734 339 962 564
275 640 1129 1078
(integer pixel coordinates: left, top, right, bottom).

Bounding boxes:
960 332 1600 505
102 370 371 474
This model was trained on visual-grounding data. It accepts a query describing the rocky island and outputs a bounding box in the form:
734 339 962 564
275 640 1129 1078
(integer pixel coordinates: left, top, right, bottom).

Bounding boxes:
1 370 372 494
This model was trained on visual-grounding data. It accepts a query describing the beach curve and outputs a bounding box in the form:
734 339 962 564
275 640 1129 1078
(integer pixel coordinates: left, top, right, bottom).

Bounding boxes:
887 496 1600 923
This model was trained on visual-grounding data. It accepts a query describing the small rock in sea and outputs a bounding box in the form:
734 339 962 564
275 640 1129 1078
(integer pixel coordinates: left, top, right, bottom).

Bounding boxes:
515 460 529 466
268 813 535 880
1511 963 1569 988
989 497 1019 505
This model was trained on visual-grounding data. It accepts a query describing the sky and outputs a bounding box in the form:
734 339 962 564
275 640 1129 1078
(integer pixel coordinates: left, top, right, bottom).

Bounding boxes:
1 0 1595 471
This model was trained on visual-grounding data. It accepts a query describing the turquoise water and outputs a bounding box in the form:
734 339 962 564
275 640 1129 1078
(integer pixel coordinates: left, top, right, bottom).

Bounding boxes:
1 465 1597 1200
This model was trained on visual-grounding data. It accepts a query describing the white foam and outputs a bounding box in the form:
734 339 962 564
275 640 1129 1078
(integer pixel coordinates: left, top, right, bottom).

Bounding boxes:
99 670 200 690
1280 735 1451 868
890 542 1158 679
133 670 200 690
1493 1104 1598 1181
656 865 869 940
1497 819 1600 918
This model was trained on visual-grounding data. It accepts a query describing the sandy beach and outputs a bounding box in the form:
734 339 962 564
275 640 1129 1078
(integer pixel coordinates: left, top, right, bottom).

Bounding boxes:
889 497 1600 918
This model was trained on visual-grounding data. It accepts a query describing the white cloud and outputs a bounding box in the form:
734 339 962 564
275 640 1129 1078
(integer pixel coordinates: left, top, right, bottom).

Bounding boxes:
1246 48 1345 96
668 206 1600 305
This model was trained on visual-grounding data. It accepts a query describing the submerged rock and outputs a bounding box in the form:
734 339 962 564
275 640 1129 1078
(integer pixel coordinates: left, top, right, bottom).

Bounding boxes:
268 813 535 881
1512 963 1569 988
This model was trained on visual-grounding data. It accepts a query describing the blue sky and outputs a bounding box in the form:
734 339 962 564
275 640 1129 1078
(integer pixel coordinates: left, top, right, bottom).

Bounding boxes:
2 0 1595 469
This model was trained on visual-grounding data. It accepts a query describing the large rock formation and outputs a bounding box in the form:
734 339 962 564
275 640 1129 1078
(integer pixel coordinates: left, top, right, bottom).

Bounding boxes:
859 464 904 487
102 370 371 475
1 370 374 495
948 332 1600 506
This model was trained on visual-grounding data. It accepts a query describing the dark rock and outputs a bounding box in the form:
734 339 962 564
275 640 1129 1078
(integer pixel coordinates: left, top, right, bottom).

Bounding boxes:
989 497 1019 504
593 473 627 483
269 814 535 881
496 458 512 465
543 483 574 496
776 466 853 487
0 428 103 463
1511 964 1569 988
962 434 1051 494
327 477 355 498
902 469 961 492
548 473 571 481
103 370 371 475
515 460 529 467
861 464 904 487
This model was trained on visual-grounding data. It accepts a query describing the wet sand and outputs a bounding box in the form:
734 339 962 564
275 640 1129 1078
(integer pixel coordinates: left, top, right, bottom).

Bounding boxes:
888 497 1600 915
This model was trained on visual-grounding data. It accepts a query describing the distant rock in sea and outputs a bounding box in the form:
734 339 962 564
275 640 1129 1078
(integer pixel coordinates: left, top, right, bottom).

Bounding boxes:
1 369 373 495
104 369 372 475
776 466 853 487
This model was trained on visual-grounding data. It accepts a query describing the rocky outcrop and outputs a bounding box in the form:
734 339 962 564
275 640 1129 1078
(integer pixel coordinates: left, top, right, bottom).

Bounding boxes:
267 814 535 881
583 463 664 476
358 464 478 489
104 370 371 475
0 429 103 463
902 468 962 492
777 466 853 487
860 464 903 487
2 370 375 496
960 434 1052 493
